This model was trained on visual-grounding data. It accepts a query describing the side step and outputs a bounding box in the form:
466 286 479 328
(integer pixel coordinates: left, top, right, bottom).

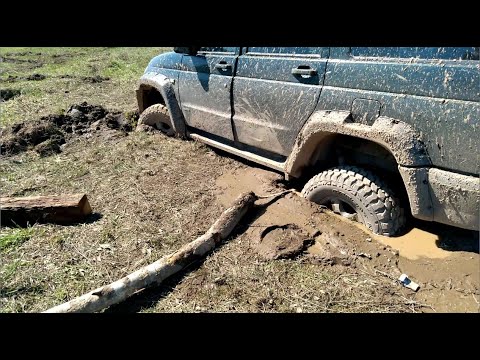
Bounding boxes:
189 133 286 172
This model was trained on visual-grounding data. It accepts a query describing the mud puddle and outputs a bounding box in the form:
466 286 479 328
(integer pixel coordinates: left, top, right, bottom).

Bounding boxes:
0 102 139 157
376 227 450 260
215 167 480 312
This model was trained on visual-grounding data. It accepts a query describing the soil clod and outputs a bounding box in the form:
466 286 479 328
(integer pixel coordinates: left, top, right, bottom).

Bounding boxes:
82 75 110 83
1 89 21 101
256 224 313 260
1 102 139 157
26 74 46 81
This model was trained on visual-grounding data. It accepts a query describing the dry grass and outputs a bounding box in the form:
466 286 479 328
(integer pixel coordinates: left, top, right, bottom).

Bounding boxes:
0 131 241 312
0 227 37 251
126 235 420 313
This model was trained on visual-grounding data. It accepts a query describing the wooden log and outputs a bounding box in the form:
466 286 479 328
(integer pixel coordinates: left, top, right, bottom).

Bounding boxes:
0 194 92 226
43 191 257 313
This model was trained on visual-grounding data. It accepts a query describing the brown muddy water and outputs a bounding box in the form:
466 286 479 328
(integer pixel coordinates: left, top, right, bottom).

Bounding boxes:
216 167 479 313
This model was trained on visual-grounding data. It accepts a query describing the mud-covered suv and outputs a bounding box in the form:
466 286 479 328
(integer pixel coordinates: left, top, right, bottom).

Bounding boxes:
136 47 479 236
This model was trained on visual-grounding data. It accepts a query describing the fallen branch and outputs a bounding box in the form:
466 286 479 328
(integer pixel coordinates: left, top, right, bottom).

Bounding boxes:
44 191 257 313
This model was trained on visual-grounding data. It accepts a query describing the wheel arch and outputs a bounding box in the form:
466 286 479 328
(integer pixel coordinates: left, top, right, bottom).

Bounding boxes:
136 73 187 138
286 110 434 221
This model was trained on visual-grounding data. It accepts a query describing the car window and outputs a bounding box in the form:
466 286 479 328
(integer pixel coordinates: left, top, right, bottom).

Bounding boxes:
198 47 237 54
350 47 479 60
247 47 326 56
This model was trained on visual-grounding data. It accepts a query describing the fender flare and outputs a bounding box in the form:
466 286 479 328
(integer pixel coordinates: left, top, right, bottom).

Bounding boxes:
136 72 187 138
285 110 434 220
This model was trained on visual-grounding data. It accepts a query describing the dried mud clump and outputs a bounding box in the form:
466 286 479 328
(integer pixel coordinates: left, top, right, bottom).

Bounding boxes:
26 74 47 81
0 102 139 157
0 89 21 101
256 224 314 260
82 76 110 83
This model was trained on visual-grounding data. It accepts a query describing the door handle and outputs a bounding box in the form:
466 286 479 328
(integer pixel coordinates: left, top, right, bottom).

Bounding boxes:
291 66 317 76
215 62 232 71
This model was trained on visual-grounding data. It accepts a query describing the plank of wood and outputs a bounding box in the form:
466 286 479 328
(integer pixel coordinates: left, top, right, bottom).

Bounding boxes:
0 193 92 226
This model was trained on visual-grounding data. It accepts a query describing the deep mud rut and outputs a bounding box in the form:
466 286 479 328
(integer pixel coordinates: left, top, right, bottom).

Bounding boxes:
216 167 480 313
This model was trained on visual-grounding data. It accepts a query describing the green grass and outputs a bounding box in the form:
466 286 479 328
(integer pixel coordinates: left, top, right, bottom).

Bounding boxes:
0 47 171 126
2 260 24 280
0 227 36 252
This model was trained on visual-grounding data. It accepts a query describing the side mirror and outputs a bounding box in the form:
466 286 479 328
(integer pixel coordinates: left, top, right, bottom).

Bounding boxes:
174 47 199 56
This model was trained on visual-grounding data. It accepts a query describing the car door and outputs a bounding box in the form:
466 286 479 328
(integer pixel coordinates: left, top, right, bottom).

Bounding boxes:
232 47 329 156
178 47 238 141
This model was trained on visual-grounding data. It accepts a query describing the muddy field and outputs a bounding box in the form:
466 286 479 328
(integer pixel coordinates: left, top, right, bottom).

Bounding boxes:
1 48 479 313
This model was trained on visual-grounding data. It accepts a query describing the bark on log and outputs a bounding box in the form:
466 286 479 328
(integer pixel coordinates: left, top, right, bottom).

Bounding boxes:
43 191 257 313
1 194 92 226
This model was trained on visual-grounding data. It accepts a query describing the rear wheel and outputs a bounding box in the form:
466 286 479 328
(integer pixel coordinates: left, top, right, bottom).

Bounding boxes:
301 165 405 236
136 104 175 136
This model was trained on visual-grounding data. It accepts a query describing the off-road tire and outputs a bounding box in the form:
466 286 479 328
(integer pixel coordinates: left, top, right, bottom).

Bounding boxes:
301 166 406 236
136 104 175 136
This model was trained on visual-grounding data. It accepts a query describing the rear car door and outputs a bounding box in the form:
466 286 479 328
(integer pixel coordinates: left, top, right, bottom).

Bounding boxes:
179 47 238 141
232 47 329 156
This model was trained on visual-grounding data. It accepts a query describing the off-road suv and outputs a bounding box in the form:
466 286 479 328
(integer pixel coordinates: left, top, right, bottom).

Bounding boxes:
136 47 479 236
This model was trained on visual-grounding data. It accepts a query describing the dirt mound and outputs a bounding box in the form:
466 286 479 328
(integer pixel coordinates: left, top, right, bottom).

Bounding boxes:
82 76 110 83
1 89 21 101
256 224 313 260
0 74 46 83
49 75 109 83
26 74 46 81
306 232 355 266
0 55 38 64
0 102 139 157
2 76 19 83
1 121 65 156
4 51 43 57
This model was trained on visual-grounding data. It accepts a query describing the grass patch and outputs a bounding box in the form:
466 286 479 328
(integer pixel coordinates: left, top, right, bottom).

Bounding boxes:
1 259 28 281
0 227 36 252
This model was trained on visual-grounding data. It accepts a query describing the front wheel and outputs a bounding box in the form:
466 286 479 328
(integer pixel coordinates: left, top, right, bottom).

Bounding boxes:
301 166 405 236
136 104 175 136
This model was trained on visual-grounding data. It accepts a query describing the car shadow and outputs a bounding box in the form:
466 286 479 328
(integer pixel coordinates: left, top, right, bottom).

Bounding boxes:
0 212 103 228
432 224 479 253
396 217 479 254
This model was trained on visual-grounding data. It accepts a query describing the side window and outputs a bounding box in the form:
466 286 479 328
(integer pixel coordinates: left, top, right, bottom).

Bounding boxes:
247 47 327 56
350 47 479 60
198 47 237 54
